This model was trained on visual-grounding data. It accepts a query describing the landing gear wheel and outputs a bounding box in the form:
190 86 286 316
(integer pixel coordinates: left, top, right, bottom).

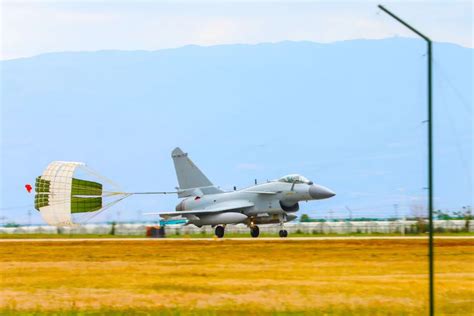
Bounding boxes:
215 226 225 238
279 230 288 238
250 226 260 238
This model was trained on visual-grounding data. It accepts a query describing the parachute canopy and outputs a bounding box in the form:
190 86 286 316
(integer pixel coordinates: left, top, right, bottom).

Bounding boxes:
35 161 127 226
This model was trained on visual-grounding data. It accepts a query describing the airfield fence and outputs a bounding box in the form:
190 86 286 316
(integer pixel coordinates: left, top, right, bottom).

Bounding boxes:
0 220 471 236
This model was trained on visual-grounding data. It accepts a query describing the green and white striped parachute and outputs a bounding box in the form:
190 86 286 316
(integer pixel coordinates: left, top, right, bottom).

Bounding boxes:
35 161 130 226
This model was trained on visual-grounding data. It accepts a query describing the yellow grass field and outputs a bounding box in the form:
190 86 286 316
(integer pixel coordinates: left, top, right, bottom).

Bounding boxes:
1 238 473 315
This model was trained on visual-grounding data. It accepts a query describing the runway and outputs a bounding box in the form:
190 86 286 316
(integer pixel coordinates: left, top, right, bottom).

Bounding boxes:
0 236 472 242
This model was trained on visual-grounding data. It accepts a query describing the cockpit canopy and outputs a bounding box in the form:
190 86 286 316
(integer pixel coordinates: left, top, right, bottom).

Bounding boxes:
278 174 313 185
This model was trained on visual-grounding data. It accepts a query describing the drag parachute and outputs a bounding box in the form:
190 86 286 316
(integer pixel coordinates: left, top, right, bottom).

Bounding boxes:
34 161 131 226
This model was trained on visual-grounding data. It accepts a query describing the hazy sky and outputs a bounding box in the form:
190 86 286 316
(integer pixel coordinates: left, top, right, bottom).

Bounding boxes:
1 1 472 60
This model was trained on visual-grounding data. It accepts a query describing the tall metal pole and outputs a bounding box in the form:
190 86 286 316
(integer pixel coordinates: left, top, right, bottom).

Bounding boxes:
378 5 434 315
427 38 434 316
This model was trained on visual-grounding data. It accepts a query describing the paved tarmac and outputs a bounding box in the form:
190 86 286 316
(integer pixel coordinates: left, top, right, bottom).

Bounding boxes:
0 236 472 242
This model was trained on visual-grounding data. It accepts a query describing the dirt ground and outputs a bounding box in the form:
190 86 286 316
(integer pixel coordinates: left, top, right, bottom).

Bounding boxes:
0 238 473 315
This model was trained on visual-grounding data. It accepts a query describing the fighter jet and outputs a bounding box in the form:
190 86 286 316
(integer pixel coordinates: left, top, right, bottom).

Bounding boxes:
148 147 335 238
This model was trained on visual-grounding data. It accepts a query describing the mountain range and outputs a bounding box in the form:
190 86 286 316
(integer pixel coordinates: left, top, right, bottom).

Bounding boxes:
1 38 472 224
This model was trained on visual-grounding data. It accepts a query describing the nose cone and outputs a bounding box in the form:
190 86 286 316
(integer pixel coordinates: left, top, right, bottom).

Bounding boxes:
309 184 336 200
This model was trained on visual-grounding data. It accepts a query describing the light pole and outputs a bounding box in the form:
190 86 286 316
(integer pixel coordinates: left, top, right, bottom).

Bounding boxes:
378 5 434 315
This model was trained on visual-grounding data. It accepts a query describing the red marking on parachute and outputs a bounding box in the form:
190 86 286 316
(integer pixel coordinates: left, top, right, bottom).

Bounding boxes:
25 184 32 193
194 196 201 200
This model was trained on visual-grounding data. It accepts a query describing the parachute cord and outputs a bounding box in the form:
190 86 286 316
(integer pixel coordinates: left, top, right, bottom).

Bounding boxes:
82 166 123 192
128 192 177 195
79 193 133 224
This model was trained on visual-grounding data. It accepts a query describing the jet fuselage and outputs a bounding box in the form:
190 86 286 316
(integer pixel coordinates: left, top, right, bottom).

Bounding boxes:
175 181 335 226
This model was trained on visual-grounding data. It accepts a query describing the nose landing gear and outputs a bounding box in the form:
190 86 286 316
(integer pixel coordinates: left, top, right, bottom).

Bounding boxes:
279 214 288 238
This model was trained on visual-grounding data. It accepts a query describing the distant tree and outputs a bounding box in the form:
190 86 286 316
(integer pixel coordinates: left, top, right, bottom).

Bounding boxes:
4 222 20 227
109 221 116 235
300 214 310 222
462 206 472 232
410 203 427 233
434 210 452 220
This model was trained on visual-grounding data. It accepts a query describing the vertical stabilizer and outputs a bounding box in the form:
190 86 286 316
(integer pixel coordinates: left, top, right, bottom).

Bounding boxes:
172 148 221 194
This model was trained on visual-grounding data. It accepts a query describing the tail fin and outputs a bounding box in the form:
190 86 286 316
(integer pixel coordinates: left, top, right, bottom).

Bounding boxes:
171 147 223 196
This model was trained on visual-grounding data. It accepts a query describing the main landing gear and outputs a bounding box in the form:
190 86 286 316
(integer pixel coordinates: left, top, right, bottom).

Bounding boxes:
250 226 260 238
215 225 225 238
279 215 288 238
